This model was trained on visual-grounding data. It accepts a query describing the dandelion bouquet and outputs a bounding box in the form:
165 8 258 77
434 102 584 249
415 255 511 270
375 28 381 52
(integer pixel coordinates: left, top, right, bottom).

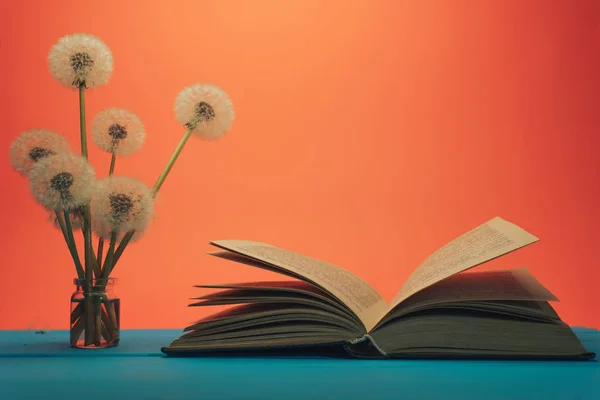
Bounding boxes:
9 33 234 348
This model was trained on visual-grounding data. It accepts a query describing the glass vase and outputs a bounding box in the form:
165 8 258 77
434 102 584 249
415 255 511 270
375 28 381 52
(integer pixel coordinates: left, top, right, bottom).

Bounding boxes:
70 278 120 349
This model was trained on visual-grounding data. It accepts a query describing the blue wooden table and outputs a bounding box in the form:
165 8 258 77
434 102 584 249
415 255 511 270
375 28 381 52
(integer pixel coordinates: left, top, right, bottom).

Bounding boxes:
1 328 598 399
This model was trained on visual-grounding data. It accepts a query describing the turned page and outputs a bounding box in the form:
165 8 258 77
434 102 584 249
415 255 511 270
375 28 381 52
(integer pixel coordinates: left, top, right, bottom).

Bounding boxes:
389 268 558 313
389 217 540 310
210 240 389 332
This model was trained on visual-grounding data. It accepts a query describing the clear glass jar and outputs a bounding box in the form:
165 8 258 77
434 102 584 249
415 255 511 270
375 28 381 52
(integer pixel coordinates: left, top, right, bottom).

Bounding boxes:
70 278 120 348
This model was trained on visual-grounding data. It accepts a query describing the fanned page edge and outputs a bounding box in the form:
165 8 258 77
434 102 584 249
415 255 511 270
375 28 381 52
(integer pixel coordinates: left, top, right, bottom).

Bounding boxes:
206 250 345 302
388 216 540 312
208 241 389 332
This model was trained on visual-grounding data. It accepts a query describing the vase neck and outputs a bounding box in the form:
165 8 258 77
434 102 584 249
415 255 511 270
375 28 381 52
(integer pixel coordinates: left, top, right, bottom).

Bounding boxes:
74 278 116 294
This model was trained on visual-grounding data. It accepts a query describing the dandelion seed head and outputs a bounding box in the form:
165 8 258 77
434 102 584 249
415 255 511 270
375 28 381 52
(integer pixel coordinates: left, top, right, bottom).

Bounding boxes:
174 83 235 140
70 52 94 72
9 129 71 177
29 154 96 211
91 176 154 241
29 147 55 162
50 172 75 204
193 102 216 123
92 108 145 156
48 33 113 89
108 124 127 141
108 193 135 221
50 172 74 191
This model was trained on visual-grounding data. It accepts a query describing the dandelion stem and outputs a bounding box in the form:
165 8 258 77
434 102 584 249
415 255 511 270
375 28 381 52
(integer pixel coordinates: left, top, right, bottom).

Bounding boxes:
82 228 100 278
78 86 88 158
78 85 94 278
152 127 193 194
97 238 104 275
109 231 133 270
97 152 116 276
58 211 84 279
102 232 118 279
109 152 116 175
78 85 95 342
82 192 94 282
55 211 71 245
110 127 193 274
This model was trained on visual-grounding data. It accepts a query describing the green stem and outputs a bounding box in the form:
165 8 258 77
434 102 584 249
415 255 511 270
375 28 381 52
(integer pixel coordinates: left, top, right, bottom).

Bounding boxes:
81 230 98 277
82 211 95 279
104 301 119 340
109 128 193 274
100 307 113 343
93 296 102 345
78 85 95 343
110 230 134 271
152 127 193 194
84 298 94 345
70 301 84 325
109 152 116 175
57 211 84 279
97 238 104 275
55 211 70 244
79 86 88 158
96 153 114 277
102 232 118 278
70 315 84 347
78 86 94 279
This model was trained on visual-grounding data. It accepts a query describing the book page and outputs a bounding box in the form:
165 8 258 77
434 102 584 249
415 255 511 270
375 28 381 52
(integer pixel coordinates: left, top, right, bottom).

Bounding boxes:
378 268 558 327
210 240 389 332
398 268 558 307
197 274 361 319
389 217 539 310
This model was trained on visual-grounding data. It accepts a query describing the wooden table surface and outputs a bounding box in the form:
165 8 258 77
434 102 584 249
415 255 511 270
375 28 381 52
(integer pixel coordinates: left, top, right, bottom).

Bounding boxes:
1 327 598 400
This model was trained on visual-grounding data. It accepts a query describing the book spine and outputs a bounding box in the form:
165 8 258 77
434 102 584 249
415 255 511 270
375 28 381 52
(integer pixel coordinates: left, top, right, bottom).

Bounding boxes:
343 335 389 359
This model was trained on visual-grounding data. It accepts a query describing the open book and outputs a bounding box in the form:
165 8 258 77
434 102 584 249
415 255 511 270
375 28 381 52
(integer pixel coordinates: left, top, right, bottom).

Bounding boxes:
162 217 595 360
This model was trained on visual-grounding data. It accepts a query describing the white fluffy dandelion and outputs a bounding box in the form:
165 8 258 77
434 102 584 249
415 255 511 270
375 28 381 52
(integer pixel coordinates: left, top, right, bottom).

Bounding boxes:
91 176 154 241
9 129 71 177
174 83 235 140
29 154 96 211
92 108 146 156
48 33 113 89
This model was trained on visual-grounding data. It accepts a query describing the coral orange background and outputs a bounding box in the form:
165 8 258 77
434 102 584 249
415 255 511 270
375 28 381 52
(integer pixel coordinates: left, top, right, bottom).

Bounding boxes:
1 0 598 331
